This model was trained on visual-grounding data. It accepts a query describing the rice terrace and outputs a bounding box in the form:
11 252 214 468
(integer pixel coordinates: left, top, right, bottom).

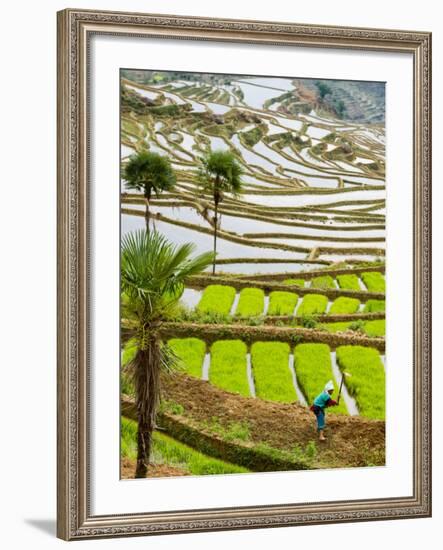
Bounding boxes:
120 69 386 479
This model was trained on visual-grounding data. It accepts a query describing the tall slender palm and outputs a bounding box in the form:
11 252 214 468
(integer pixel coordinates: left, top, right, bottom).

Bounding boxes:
121 229 214 478
198 150 243 274
122 150 176 230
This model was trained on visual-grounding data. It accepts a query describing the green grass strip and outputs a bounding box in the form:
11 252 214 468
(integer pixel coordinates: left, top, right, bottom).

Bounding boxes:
168 338 206 378
251 342 296 403
361 272 386 292
268 291 299 315
336 345 385 419
320 320 385 338
121 417 248 475
336 274 361 291
210 340 250 396
364 299 385 313
283 278 305 287
296 294 328 315
294 343 348 415
236 288 265 316
329 296 361 315
320 322 352 333
310 275 335 289
197 284 236 315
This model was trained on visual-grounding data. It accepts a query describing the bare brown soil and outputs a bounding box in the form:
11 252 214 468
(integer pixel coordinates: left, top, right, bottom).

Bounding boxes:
161 373 385 468
120 457 189 480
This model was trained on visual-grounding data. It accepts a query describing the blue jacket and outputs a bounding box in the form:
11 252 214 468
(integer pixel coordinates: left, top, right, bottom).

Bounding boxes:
313 390 334 409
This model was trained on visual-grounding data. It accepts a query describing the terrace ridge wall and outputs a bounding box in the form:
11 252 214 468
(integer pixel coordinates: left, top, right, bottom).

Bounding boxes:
121 397 310 472
157 322 386 351
186 274 385 301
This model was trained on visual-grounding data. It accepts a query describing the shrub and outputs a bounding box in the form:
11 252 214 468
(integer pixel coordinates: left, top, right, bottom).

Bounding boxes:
299 314 318 329
349 320 365 333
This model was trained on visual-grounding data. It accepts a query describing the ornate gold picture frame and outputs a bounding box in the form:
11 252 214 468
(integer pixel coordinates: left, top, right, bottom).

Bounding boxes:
57 8 431 540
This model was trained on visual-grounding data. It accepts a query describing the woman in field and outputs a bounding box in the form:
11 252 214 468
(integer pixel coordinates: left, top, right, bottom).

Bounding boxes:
310 381 339 441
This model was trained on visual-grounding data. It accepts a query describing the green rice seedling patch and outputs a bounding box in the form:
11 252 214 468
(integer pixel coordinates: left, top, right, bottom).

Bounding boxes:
168 338 206 378
251 342 296 403
210 340 250 396
363 319 386 338
197 284 236 315
294 343 348 415
361 272 386 292
283 278 305 287
311 275 335 289
336 346 385 419
336 274 361 291
297 294 328 316
268 291 299 316
236 288 265 317
121 417 248 475
329 297 361 315
363 299 385 313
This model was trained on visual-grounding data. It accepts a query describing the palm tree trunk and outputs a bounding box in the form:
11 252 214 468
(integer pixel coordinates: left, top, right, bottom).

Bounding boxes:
144 189 151 232
212 200 218 275
133 336 161 478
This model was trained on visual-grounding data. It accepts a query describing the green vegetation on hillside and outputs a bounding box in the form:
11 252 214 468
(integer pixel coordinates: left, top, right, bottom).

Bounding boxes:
294 343 348 415
311 275 335 289
236 288 265 317
329 296 360 315
283 278 305 287
297 294 328 316
251 342 295 402
268 291 299 315
361 272 386 292
210 340 249 396
364 299 385 313
197 285 236 314
168 338 206 377
336 346 385 419
336 274 361 291
121 417 248 475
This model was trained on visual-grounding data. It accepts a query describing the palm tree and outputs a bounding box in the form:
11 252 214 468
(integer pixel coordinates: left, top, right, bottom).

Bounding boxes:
122 150 176 230
198 150 243 274
121 229 214 478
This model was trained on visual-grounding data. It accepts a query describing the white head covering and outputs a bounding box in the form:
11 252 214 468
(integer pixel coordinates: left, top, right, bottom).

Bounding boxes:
324 380 334 392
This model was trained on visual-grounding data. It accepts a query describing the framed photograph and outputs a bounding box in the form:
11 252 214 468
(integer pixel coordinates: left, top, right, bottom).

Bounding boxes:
57 8 432 540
